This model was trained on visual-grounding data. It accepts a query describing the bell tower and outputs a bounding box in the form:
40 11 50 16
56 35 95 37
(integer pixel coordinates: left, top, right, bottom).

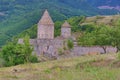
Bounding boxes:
37 10 54 39
61 21 71 38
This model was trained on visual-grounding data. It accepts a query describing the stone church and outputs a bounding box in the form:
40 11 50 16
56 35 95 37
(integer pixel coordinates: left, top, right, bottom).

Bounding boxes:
19 10 117 57
18 10 73 57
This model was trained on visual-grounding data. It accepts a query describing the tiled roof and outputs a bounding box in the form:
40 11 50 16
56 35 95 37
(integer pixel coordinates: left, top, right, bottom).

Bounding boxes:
39 10 54 25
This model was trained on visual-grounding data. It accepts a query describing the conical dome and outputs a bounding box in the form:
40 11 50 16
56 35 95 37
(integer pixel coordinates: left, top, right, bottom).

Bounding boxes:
39 10 54 25
62 21 71 28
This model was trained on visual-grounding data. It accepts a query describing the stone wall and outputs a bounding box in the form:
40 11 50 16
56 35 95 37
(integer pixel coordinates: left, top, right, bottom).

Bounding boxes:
19 38 117 58
37 24 54 39
35 39 64 56
61 28 71 38
72 46 117 56
18 38 64 57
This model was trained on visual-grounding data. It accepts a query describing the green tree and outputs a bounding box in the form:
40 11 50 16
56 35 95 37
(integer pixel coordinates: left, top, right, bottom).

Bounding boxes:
0 43 25 66
0 35 38 67
111 27 120 52
78 32 95 47
67 39 74 50
80 23 97 32
93 25 112 53
23 35 34 63
54 21 63 37
78 24 112 53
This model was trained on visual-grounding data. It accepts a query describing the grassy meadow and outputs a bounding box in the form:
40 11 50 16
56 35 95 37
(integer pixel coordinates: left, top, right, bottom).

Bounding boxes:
0 53 120 80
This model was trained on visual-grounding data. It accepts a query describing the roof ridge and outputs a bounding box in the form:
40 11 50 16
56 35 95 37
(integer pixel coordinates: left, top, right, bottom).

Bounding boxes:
62 21 71 28
38 10 54 25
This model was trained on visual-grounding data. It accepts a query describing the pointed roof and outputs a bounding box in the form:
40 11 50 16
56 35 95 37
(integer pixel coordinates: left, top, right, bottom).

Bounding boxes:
62 21 71 28
39 10 54 25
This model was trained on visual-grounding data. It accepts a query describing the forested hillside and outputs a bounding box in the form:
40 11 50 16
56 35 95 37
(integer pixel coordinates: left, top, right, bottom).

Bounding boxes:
87 0 120 7
16 15 120 40
87 0 120 11
0 0 120 46
0 0 98 46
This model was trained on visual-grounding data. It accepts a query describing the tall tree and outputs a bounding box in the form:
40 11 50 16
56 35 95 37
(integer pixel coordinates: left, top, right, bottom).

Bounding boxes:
94 25 112 53
23 35 34 63
78 24 112 53
111 19 120 52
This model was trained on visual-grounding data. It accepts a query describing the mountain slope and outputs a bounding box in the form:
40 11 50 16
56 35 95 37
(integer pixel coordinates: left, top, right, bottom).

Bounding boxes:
0 0 120 46
0 0 99 46
86 0 120 11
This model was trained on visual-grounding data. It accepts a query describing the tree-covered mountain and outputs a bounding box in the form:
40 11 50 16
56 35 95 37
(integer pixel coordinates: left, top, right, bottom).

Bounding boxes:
87 0 120 7
86 0 120 11
0 0 120 46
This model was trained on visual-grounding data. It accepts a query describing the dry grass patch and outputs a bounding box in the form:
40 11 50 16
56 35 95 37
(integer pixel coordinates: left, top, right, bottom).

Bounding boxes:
0 53 119 80
82 15 120 26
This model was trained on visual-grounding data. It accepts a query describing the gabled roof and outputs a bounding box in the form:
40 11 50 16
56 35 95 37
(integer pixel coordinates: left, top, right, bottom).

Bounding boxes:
62 21 71 28
38 10 54 25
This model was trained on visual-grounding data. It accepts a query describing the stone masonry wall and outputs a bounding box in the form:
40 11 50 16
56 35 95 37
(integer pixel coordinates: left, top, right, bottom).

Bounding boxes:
72 46 117 56
37 24 54 39
35 39 64 57
19 38 117 58
61 28 71 38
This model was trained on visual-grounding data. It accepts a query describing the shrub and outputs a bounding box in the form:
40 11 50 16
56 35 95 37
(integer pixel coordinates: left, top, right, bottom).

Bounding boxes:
29 55 38 63
117 52 120 60
67 39 74 50
0 58 5 67
0 35 38 67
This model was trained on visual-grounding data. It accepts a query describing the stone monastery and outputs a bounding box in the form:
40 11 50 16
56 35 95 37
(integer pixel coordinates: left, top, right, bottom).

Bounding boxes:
19 10 73 57
19 10 117 57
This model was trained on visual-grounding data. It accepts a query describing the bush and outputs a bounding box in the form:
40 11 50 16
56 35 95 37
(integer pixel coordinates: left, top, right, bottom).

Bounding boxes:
29 55 38 63
0 35 38 67
67 39 74 50
0 43 25 66
0 58 5 67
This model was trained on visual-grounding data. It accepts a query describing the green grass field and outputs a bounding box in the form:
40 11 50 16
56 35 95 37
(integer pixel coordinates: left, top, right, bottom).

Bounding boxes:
0 53 120 80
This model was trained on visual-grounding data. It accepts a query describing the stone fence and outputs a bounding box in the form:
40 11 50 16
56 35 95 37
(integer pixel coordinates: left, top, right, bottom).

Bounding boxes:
72 46 117 56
